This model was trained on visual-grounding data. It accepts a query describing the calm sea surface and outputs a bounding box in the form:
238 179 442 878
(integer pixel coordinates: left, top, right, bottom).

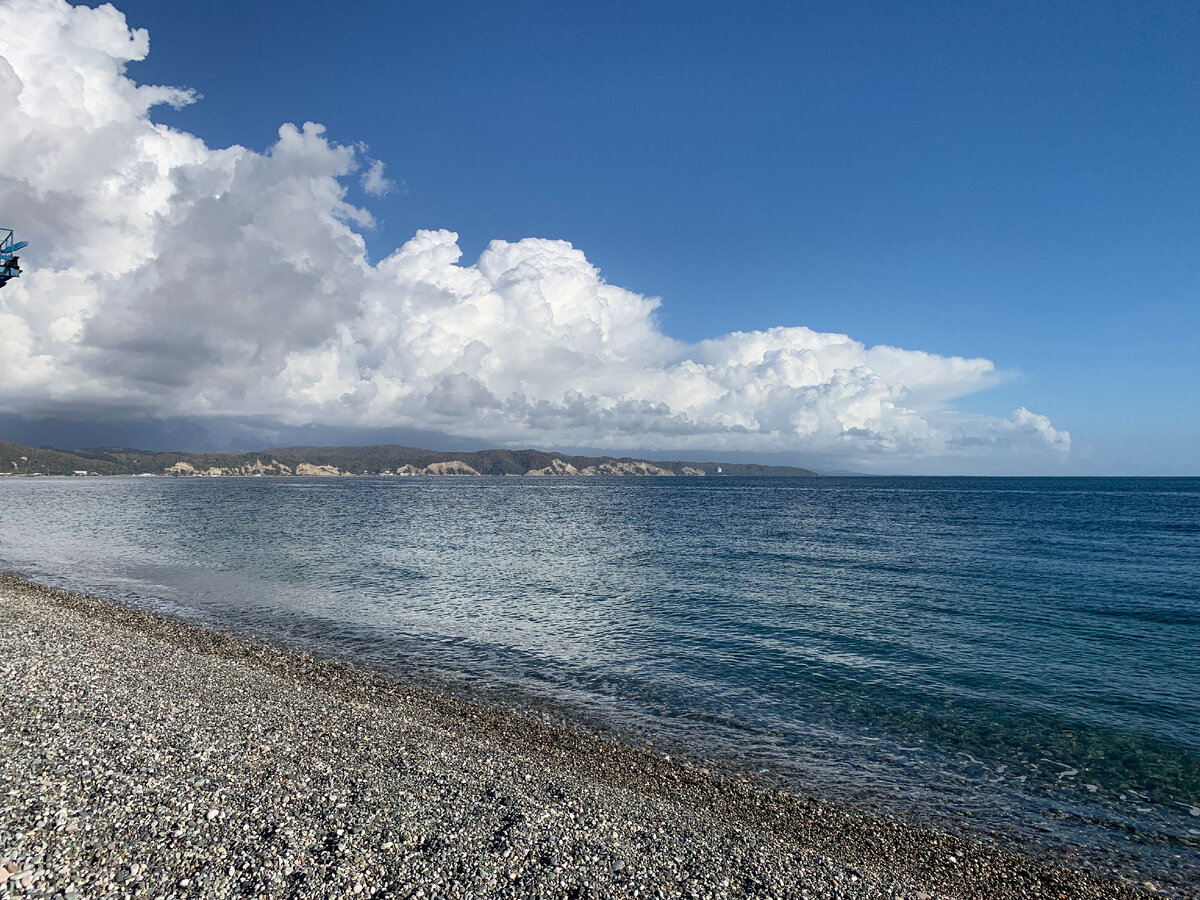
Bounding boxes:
1 476 1197 889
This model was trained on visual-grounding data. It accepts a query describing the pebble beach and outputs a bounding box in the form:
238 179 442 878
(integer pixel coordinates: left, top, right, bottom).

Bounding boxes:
0 573 1162 899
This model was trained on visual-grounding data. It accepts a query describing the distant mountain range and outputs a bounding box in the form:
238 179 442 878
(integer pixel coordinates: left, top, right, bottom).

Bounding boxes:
0 440 817 478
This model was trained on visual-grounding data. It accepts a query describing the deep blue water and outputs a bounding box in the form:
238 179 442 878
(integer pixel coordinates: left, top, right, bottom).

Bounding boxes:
1 476 1197 890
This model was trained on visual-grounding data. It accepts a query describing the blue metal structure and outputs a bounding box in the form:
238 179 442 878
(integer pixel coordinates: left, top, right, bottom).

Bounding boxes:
1 228 28 289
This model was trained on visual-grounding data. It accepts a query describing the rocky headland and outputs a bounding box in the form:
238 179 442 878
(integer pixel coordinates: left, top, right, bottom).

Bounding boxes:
0 440 815 479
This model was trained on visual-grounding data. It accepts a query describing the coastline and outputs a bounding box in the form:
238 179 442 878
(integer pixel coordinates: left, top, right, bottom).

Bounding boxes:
0 573 1160 899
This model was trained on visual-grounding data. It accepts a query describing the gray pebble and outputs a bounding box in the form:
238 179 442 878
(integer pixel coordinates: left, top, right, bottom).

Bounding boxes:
0 573 1167 900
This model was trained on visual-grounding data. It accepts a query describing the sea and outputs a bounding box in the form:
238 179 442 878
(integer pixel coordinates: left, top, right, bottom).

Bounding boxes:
1 475 1197 892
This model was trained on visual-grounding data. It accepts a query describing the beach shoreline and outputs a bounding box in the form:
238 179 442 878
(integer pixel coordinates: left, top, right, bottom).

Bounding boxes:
0 572 1165 899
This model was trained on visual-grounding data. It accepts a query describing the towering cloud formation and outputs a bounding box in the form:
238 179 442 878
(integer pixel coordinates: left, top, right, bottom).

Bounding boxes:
0 0 1069 466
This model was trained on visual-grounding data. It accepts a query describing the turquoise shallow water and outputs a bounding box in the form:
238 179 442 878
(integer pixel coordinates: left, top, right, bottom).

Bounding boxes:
1 476 1197 889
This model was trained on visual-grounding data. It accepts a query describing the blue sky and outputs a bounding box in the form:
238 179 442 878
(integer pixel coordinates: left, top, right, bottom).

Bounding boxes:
0 0 1196 473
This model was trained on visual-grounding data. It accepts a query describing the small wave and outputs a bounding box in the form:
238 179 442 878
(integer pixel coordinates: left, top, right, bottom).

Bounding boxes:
1040 759 1079 780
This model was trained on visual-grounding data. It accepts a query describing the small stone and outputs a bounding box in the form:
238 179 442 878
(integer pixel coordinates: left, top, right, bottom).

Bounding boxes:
206 809 219 821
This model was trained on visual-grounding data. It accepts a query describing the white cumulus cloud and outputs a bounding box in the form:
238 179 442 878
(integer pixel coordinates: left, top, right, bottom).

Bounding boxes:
359 159 394 197
0 0 1069 467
